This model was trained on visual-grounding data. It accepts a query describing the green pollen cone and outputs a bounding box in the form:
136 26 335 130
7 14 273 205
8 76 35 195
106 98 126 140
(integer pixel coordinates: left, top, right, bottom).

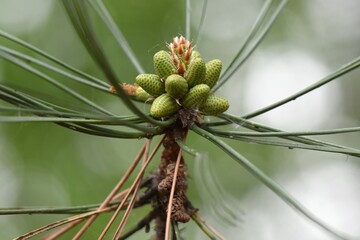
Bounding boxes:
204 59 222 89
180 84 210 109
184 57 206 87
165 74 188 99
135 87 151 102
135 74 165 97
153 50 177 79
191 50 201 60
150 94 180 118
199 94 229 115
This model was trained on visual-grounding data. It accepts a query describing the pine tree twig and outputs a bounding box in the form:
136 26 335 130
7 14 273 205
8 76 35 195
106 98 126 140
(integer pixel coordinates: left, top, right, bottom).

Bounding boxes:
72 141 147 239
113 140 151 239
99 136 165 239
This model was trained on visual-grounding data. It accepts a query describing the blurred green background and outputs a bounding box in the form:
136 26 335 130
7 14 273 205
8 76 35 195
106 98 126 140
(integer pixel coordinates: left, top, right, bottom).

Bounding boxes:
0 0 359 239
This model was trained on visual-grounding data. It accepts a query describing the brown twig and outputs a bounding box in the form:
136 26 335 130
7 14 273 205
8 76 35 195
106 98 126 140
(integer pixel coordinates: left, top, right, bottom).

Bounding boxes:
15 205 118 240
21 142 146 240
72 141 147 240
113 139 151 239
112 188 131 201
99 136 165 239
40 219 83 240
164 148 183 240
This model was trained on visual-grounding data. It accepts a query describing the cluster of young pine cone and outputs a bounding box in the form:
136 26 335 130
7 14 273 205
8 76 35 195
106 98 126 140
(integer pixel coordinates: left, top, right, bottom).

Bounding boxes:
134 36 229 119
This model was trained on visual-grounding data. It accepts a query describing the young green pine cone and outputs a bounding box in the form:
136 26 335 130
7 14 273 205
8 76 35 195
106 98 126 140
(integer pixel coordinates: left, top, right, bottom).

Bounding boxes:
204 59 222 89
165 74 188 99
135 87 151 102
180 84 210 109
191 50 201 60
184 57 206 87
199 94 229 115
150 94 180 118
135 74 165 97
153 50 177 79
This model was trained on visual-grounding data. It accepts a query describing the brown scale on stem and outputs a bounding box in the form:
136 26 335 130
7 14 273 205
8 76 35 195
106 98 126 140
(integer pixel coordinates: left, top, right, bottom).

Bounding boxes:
158 163 189 222
149 122 196 239
159 128 185 177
